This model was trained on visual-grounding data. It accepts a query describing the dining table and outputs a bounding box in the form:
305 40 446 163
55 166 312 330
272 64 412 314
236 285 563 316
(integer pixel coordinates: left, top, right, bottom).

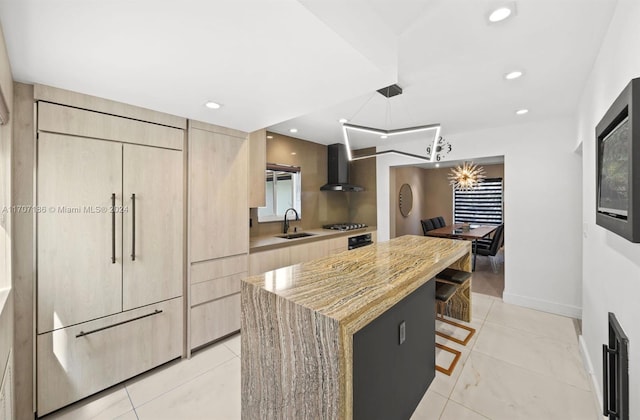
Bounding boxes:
425 223 498 270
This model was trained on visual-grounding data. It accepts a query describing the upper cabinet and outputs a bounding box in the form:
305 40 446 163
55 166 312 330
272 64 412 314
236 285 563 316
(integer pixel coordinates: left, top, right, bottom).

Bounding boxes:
189 121 249 262
248 129 266 208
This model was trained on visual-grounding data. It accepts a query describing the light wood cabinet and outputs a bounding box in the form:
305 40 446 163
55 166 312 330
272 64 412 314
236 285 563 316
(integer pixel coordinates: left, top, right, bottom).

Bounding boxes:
37 297 182 416
189 125 248 262
122 144 183 310
36 101 185 414
248 129 266 208
188 121 249 348
37 133 123 332
189 256 247 349
289 241 330 264
249 230 377 275
249 247 290 276
37 135 184 332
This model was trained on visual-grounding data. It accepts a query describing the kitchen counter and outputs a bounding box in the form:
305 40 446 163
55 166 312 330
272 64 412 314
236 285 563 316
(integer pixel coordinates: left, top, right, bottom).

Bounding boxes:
249 225 376 252
241 235 472 419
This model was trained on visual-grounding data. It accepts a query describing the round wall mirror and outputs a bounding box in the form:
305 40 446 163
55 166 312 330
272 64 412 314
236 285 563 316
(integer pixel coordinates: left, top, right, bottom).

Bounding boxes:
399 183 413 217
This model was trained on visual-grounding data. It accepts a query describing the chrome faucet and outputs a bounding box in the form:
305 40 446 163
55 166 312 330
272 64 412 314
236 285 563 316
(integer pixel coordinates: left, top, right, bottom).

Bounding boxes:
283 208 299 234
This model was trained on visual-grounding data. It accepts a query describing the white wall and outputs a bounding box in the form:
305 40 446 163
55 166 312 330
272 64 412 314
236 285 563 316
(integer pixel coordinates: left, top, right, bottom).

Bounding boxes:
577 0 640 413
377 117 583 317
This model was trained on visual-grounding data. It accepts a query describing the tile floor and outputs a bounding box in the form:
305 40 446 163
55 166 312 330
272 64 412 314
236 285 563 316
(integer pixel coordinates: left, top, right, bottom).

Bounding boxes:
43 293 602 420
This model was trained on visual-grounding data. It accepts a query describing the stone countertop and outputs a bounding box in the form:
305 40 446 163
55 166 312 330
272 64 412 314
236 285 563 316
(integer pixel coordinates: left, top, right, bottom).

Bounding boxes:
244 235 470 328
249 225 377 253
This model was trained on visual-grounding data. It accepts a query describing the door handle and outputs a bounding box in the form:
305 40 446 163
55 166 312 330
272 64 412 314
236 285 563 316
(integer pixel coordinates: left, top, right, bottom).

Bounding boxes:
131 193 136 261
111 193 116 264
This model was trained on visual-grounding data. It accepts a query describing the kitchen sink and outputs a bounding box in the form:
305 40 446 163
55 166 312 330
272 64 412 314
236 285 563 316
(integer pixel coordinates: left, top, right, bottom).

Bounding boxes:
276 232 316 240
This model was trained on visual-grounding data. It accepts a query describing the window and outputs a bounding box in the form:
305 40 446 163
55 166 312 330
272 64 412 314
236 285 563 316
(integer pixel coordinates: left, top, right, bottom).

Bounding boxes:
453 178 503 225
257 163 301 222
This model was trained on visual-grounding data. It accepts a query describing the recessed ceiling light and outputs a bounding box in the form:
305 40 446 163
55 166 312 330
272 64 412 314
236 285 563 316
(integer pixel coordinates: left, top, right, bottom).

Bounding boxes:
291 152 297 155
266 135 273 139
435 163 440 168
380 135 388 139
488 6 513 23
505 70 523 80
338 118 348 123
516 109 529 115
289 128 298 133
204 101 221 109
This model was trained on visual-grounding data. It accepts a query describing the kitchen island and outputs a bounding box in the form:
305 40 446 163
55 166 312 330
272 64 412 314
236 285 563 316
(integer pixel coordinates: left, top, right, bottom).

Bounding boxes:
241 235 472 420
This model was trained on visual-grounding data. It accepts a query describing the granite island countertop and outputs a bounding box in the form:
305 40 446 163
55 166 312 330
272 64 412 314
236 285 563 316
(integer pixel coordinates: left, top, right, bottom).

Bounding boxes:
244 235 470 327
241 235 472 420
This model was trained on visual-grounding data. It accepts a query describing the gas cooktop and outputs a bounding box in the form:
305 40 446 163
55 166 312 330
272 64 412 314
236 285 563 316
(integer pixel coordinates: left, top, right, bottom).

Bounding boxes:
322 223 367 231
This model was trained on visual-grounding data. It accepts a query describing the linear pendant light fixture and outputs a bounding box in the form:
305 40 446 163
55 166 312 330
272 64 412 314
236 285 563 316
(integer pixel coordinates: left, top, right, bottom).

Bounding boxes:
341 84 441 162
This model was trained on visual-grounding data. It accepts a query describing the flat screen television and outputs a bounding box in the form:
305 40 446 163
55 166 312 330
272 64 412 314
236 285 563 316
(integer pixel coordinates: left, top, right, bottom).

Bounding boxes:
596 78 640 242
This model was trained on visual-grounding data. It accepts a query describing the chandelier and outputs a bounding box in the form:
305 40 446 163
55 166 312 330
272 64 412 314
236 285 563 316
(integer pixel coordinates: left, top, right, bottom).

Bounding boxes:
341 84 441 161
449 162 486 190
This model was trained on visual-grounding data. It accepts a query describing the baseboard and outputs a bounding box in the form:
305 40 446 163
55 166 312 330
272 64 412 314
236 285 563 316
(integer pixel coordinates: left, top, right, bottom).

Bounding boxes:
502 291 582 318
579 335 605 418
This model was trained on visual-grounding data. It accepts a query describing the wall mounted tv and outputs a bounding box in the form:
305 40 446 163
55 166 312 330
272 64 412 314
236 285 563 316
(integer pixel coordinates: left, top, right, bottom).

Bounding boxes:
596 77 640 242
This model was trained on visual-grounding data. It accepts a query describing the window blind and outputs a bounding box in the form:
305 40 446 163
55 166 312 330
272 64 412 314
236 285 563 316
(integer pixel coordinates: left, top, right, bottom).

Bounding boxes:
453 177 503 225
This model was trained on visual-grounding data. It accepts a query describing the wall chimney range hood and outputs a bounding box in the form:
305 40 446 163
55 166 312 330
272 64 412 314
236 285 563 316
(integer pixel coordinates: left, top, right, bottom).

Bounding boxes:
320 143 364 192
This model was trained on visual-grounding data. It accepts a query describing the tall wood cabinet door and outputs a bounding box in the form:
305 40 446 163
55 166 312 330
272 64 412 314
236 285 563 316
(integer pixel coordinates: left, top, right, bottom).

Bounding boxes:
122 144 183 310
190 128 248 262
37 133 123 333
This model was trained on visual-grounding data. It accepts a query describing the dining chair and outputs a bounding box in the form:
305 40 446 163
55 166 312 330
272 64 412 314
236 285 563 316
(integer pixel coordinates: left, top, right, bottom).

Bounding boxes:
436 216 446 227
476 224 504 273
431 217 444 228
421 219 436 235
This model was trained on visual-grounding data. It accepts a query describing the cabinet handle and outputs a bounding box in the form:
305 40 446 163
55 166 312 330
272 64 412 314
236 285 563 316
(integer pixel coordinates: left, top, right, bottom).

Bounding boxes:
111 193 116 264
131 193 136 261
602 343 618 417
76 309 162 338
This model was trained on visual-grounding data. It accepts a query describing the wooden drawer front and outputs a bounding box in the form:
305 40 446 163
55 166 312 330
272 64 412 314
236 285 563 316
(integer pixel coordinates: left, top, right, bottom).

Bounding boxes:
191 273 245 306
190 294 240 350
37 297 183 416
190 254 248 285
249 247 290 276
38 102 184 150
328 237 347 254
289 241 329 265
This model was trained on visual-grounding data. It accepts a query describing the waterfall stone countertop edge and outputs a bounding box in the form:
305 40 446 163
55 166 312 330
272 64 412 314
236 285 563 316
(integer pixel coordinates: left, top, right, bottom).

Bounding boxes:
243 235 471 327
249 225 377 253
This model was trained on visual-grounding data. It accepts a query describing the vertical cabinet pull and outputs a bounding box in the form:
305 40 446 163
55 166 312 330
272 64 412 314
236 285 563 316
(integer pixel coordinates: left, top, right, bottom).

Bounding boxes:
602 344 619 417
131 193 136 261
111 193 116 264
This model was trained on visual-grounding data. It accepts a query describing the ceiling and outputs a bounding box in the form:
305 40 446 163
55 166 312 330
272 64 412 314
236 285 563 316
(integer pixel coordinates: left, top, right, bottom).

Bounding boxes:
0 0 617 149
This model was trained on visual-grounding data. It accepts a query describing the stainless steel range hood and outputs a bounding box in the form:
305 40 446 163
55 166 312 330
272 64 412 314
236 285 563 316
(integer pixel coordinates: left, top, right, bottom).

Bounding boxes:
320 143 364 192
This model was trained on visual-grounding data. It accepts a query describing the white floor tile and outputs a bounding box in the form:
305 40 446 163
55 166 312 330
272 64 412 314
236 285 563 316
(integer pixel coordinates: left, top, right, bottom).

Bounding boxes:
410 390 447 420
126 341 237 408
135 358 241 420
450 352 600 420
485 299 579 345
474 321 590 390
113 410 138 420
222 333 241 357
440 400 490 420
43 386 133 420
470 292 495 322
